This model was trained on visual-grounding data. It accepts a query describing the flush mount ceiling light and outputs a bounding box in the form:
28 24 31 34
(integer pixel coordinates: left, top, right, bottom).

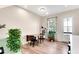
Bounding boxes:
38 7 48 16
39 7 47 12
39 7 46 12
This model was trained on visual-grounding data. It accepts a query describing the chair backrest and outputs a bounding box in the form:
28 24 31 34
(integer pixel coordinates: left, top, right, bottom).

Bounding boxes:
26 35 35 41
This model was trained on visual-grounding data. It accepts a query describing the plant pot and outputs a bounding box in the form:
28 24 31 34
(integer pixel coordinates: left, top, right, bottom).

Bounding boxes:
48 37 55 42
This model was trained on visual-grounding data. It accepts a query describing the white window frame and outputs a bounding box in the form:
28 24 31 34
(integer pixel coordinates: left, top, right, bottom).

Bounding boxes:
63 17 72 34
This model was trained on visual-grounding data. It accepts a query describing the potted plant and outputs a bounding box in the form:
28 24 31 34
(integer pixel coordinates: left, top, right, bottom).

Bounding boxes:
48 31 56 42
6 29 21 53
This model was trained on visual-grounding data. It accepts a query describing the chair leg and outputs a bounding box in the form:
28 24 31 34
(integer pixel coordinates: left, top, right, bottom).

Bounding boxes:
36 41 38 46
29 42 32 46
32 42 35 47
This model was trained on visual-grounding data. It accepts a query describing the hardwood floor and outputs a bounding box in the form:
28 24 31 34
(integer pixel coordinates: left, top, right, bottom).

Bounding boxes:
21 40 68 54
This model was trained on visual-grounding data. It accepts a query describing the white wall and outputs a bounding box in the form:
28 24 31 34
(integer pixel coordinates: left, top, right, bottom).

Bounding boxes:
0 6 42 44
72 35 79 54
41 9 79 42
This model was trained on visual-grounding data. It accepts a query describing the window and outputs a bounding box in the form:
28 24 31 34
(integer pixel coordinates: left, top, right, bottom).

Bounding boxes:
64 17 72 34
47 17 57 32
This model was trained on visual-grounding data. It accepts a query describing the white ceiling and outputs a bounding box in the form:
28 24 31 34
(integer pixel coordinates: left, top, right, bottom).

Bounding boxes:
0 5 79 17
19 5 79 17
0 5 10 8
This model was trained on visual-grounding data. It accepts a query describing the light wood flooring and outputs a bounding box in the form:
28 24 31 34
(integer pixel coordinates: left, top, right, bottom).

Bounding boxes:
21 40 68 54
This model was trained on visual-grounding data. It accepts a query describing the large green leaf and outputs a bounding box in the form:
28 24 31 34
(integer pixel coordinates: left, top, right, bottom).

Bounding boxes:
6 29 21 53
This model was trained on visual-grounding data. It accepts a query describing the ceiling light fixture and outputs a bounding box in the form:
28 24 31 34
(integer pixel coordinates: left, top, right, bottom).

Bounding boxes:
40 8 46 12
39 7 48 16
39 7 46 12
